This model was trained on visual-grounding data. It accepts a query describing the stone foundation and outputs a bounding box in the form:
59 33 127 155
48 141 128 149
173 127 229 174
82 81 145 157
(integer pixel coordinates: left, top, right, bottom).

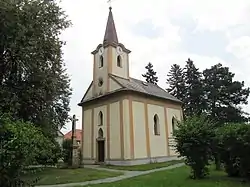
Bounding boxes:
82 156 182 166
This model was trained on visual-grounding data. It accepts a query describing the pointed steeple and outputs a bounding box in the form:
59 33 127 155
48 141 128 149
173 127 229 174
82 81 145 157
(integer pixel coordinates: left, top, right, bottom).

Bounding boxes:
103 7 118 44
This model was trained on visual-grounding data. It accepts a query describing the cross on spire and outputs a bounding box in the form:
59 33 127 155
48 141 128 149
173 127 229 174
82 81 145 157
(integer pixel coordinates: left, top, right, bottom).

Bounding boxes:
107 0 112 8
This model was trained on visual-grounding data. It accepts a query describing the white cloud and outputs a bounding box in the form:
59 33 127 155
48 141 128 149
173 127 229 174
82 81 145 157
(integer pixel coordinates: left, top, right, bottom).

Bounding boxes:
226 36 250 59
58 0 250 133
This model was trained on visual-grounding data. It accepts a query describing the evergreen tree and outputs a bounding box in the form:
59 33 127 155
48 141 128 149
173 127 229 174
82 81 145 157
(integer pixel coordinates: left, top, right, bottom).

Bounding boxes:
166 64 186 102
0 0 72 137
203 63 250 123
184 58 205 117
142 62 158 85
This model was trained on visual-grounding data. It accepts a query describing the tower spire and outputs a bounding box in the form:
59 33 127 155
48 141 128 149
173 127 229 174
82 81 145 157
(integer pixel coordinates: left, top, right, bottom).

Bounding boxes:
103 6 118 44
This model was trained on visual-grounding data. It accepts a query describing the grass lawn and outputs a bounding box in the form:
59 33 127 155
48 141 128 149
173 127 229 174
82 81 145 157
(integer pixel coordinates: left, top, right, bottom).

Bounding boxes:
103 159 184 171
22 167 122 185
81 165 250 187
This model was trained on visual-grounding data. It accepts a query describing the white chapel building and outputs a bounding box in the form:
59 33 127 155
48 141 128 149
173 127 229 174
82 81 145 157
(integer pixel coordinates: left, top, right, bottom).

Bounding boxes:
78 7 183 165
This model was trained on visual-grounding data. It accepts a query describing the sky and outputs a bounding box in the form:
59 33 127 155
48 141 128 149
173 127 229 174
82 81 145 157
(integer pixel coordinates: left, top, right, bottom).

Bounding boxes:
59 0 250 134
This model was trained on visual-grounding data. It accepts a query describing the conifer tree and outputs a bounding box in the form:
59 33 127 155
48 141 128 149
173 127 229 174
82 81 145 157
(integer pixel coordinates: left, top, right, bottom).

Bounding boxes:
184 58 205 117
142 62 158 85
166 64 186 102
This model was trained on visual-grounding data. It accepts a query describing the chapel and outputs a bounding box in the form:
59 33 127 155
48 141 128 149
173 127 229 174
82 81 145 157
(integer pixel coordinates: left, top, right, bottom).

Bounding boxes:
78 7 183 165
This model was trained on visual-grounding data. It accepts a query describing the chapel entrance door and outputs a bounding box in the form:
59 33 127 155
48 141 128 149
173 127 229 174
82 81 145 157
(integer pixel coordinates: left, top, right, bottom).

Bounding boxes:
97 140 105 163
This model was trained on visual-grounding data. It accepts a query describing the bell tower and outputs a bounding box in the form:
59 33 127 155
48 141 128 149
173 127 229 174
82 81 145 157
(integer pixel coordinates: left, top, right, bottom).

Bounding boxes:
91 7 131 96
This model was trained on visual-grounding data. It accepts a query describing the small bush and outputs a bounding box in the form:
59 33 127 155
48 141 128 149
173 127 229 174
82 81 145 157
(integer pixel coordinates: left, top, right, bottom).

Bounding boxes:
36 140 62 166
218 123 250 179
62 139 72 165
0 114 58 187
174 115 215 179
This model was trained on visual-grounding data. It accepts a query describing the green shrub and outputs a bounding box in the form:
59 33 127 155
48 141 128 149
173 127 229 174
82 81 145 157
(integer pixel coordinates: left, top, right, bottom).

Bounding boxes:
62 139 72 165
218 123 250 179
0 115 59 187
174 115 215 179
35 140 62 166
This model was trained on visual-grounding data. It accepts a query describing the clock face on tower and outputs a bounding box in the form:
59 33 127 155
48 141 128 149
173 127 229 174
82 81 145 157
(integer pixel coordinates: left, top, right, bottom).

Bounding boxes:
116 46 122 55
99 47 104 55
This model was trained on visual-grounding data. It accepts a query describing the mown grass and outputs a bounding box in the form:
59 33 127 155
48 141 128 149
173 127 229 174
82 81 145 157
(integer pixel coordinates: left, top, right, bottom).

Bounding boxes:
79 165 250 187
22 167 122 185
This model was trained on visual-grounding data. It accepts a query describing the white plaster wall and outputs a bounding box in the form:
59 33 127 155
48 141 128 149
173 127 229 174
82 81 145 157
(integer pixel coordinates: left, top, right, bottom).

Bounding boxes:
167 108 182 156
109 102 121 159
132 101 147 159
93 105 107 159
148 104 167 157
122 99 131 159
111 47 129 79
83 109 92 159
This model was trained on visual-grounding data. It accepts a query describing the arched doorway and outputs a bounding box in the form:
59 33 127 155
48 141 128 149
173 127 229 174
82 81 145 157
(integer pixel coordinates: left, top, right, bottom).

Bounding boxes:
97 128 105 163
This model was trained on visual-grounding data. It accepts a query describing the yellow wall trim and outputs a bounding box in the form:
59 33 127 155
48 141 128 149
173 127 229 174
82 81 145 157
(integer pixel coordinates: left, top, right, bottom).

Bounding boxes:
119 100 124 159
127 55 130 78
144 102 151 157
107 104 110 159
129 96 135 159
107 47 112 92
93 55 96 94
91 108 94 158
164 107 170 156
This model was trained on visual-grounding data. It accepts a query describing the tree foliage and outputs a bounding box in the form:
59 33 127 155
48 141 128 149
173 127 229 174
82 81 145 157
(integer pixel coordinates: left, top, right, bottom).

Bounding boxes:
183 58 205 117
174 115 250 181
166 64 186 103
217 123 250 179
0 114 60 187
166 59 249 123
203 63 250 123
142 62 158 85
174 115 215 179
0 0 72 137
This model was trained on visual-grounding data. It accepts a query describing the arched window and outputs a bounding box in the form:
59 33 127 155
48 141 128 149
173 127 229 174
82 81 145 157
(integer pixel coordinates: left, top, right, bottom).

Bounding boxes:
117 55 122 67
98 111 103 126
99 56 103 68
172 116 177 133
98 128 104 138
153 114 160 135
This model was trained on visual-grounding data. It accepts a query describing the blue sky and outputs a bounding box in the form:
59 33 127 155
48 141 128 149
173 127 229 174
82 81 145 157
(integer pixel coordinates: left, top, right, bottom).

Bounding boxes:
59 0 250 133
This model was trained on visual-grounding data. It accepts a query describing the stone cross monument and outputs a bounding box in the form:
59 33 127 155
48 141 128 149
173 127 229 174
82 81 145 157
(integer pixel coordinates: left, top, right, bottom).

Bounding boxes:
70 114 80 168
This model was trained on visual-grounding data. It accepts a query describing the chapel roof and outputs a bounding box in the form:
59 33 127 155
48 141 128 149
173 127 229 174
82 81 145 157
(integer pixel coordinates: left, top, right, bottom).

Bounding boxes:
79 74 182 105
111 75 181 103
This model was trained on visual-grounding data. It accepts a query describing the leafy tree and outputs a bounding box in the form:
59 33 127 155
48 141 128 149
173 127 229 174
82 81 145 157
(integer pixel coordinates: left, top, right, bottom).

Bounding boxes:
174 115 215 179
203 63 250 124
0 0 72 137
184 58 205 117
142 62 158 85
0 114 58 187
